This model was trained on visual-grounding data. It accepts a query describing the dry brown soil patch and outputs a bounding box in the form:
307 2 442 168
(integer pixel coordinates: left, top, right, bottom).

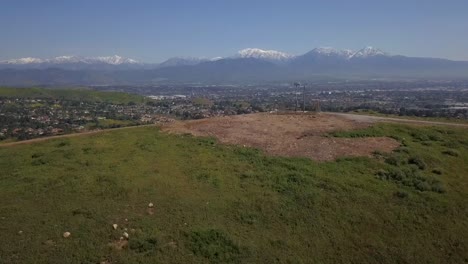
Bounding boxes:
162 113 400 161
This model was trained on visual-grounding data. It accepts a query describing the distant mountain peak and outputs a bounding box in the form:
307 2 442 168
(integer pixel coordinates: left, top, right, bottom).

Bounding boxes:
310 47 354 57
91 55 139 65
1 55 140 65
237 48 293 61
159 56 209 67
3 57 44 64
210 57 224 61
350 46 388 58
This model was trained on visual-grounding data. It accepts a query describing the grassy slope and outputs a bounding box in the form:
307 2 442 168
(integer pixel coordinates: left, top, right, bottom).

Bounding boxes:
0 124 467 263
0 87 147 104
350 109 468 124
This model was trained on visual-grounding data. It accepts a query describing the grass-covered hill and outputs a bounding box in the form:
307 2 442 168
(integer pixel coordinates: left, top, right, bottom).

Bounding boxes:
0 123 467 263
0 87 147 104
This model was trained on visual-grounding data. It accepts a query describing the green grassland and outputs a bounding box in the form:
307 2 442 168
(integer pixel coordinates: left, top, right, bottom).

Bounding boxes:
350 109 468 124
0 123 467 263
0 87 147 104
85 119 140 130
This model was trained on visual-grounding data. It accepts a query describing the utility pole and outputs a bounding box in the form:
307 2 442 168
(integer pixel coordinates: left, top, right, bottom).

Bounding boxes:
302 84 306 112
294 82 300 112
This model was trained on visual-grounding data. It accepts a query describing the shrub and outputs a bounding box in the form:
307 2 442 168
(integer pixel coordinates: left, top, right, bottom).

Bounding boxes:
384 156 399 166
431 182 446 193
31 152 44 159
415 181 431 192
442 149 459 157
394 147 409 154
376 167 445 194
129 237 158 253
384 154 407 166
189 229 244 262
410 132 429 142
442 141 459 148
408 156 426 170
394 190 409 198
56 141 70 147
31 158 47 166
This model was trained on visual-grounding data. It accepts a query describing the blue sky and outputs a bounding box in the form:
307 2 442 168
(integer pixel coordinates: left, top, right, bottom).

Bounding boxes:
1 0 468 62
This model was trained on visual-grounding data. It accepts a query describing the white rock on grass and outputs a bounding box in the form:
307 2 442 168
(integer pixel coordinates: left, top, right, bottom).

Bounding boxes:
112 224 118 230
148 202 154 208
63 232 71 238
122 232 129 239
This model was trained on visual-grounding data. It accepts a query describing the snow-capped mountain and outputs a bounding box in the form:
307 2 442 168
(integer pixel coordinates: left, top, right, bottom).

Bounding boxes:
2 46 468 86
349 46 388 59
159 57 210 67
91 55 139 65
309 47 355 58
2 57 45 64
0 55 140 68
236 48 294 62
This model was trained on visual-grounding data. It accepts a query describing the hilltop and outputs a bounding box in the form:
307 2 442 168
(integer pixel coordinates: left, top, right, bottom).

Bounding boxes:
0 113 467 263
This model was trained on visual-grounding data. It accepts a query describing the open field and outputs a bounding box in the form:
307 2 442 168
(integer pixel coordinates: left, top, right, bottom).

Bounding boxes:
0 114 467 263
163 112 398 161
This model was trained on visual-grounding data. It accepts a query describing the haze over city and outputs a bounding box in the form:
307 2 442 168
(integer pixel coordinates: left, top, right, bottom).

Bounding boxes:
2 0 468 62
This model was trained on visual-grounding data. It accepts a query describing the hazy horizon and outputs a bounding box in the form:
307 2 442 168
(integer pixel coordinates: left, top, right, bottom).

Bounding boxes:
2 0 468 62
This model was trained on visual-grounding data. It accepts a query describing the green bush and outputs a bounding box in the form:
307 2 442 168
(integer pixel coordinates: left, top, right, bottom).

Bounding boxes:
442 149 459 157
431 182 446 193
129 237 159 253
408 156 427 170
376 167 445 193
415 181 431 192
189 229 244 263
394 190 409 198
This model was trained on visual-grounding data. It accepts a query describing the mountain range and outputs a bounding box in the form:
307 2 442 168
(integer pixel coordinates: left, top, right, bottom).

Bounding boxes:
1 47 468 85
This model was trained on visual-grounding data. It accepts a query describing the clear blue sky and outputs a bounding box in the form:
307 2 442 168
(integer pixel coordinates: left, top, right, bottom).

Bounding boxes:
1 0 468 62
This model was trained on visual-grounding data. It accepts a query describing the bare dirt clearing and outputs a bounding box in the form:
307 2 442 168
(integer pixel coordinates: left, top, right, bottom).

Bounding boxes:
162 113 400 161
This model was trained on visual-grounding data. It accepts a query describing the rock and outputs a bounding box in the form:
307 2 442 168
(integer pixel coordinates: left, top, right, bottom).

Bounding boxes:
63 232 71 238
112 224 118 230
18 230 23 235
167 241 177 249
148 202 154 208
110 239 128 250
43 240 55 246
122 232 129 239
